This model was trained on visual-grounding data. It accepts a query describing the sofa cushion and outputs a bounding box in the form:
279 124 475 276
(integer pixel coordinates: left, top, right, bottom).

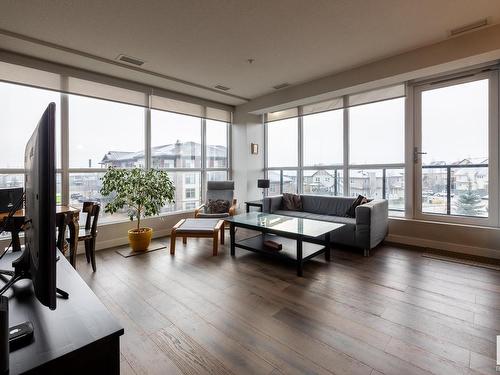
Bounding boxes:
345 195 370 218
207 199 230 214
281 193 303 211
300 195 356 216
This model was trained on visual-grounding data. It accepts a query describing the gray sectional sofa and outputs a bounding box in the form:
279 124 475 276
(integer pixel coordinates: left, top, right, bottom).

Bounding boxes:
262 195 388 256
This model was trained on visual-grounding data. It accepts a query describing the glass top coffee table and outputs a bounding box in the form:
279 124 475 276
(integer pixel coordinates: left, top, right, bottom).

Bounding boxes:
225 212 345 276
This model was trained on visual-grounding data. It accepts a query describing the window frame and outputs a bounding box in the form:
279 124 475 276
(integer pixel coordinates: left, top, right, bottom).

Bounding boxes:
265 96 406 214
265 67 500 225
412 70 499 226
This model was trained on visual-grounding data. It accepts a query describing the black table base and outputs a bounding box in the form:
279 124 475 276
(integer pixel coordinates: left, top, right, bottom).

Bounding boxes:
229 222 331 276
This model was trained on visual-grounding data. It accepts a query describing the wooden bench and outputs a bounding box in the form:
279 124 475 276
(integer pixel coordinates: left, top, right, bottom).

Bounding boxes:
170 218 225 256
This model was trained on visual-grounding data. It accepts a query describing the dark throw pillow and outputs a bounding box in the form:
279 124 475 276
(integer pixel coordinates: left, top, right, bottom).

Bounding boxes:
281 193 303 211
207 199 230 214
345 195 370 218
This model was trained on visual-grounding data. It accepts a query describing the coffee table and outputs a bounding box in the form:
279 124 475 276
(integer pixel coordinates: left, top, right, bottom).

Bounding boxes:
225 212 345 276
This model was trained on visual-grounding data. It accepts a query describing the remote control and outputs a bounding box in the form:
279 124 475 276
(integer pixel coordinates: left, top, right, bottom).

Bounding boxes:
9 321 34 352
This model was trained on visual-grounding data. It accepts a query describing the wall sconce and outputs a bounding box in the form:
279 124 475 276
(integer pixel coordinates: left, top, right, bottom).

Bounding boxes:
251 143 259 155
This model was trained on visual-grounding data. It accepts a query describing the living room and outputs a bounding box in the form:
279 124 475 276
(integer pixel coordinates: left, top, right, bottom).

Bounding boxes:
0 1 499 374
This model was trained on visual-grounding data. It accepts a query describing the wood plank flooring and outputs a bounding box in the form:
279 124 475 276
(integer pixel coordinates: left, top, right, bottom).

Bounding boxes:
76 230 500 375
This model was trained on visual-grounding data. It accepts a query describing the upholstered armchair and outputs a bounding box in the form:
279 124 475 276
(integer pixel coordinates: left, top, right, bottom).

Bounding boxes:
195 181 237 219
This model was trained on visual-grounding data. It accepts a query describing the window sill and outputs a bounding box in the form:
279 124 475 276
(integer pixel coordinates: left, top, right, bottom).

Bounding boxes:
96 209 196 227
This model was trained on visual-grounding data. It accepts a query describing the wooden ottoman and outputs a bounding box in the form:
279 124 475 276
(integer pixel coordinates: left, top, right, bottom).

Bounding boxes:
170 218 225 256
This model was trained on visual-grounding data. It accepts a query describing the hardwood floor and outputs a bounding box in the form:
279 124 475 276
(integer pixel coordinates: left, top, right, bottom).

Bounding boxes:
76 229 500 375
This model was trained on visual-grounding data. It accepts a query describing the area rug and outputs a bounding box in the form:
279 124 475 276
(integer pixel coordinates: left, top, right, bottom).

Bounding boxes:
116 243 168 258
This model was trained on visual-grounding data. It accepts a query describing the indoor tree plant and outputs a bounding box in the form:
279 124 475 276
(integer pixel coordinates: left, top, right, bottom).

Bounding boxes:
100 167 175 251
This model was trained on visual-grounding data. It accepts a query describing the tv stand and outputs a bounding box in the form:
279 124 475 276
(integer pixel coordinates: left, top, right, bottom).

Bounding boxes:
0 252 69 300
0 249 123 374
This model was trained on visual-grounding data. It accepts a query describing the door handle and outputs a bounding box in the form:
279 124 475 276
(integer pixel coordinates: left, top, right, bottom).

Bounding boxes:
413 147 427 163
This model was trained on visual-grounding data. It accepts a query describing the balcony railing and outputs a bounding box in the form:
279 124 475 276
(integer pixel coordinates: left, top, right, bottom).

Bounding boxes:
422 163 488 216
267 167 405 212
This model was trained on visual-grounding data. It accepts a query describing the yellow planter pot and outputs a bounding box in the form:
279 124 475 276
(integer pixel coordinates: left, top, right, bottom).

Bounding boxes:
128 227 153 251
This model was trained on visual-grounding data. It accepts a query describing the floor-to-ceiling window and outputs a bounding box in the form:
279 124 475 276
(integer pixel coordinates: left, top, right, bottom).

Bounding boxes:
205 119 230 185
348 97 405 211
0 82 63 206
265 86 405 214
266 117 299 194
0 63 232 228
302 110 344 196
151 110 202 212
414 72 496 225
68 95 146 223
265 68 500 224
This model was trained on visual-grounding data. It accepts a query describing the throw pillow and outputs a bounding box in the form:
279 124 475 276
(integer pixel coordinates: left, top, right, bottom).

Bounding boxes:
345 195 370 218
281 193 303 211
207 199 230 214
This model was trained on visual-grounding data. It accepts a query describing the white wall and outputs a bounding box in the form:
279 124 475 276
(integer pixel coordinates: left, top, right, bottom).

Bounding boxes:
232 109 264 207
387 218 500 260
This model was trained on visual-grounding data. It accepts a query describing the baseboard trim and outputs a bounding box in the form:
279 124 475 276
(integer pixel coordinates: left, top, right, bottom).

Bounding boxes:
385 234 500 260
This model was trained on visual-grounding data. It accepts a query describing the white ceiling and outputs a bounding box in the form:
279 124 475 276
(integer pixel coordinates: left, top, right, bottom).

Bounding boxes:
1 0 500 106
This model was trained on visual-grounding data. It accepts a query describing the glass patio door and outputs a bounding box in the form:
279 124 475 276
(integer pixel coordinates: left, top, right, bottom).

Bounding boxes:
414 71 498 225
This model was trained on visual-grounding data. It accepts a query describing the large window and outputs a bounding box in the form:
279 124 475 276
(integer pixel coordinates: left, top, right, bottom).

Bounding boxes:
161 172 201 212
303 110 343 166
206 120 228 168
303 169 343 196
349 98 404 165
0 72 231 228
69 172 130 222
417 77 490 220
69 95 145 168
151 110 201 168
266 72 500 224
0 82 61 168
150 111 230 212
347 97 405 211
265 89 405 213
267 118 298 167
68 96 147 223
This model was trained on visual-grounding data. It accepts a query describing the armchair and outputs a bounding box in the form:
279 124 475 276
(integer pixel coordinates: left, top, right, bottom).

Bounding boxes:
195 181 237 219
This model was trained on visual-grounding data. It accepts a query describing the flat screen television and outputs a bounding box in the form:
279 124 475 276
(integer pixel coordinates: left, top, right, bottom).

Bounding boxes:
21 102 57 309
0 102 58 310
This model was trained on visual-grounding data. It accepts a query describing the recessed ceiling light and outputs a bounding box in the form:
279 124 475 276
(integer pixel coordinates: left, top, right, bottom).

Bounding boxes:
214 84 230 91
116 54 145 66
449 18 488 37
273 83 290 90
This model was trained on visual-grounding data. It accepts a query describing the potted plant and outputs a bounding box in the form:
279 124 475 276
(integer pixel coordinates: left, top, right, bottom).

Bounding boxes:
100 167 175 251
